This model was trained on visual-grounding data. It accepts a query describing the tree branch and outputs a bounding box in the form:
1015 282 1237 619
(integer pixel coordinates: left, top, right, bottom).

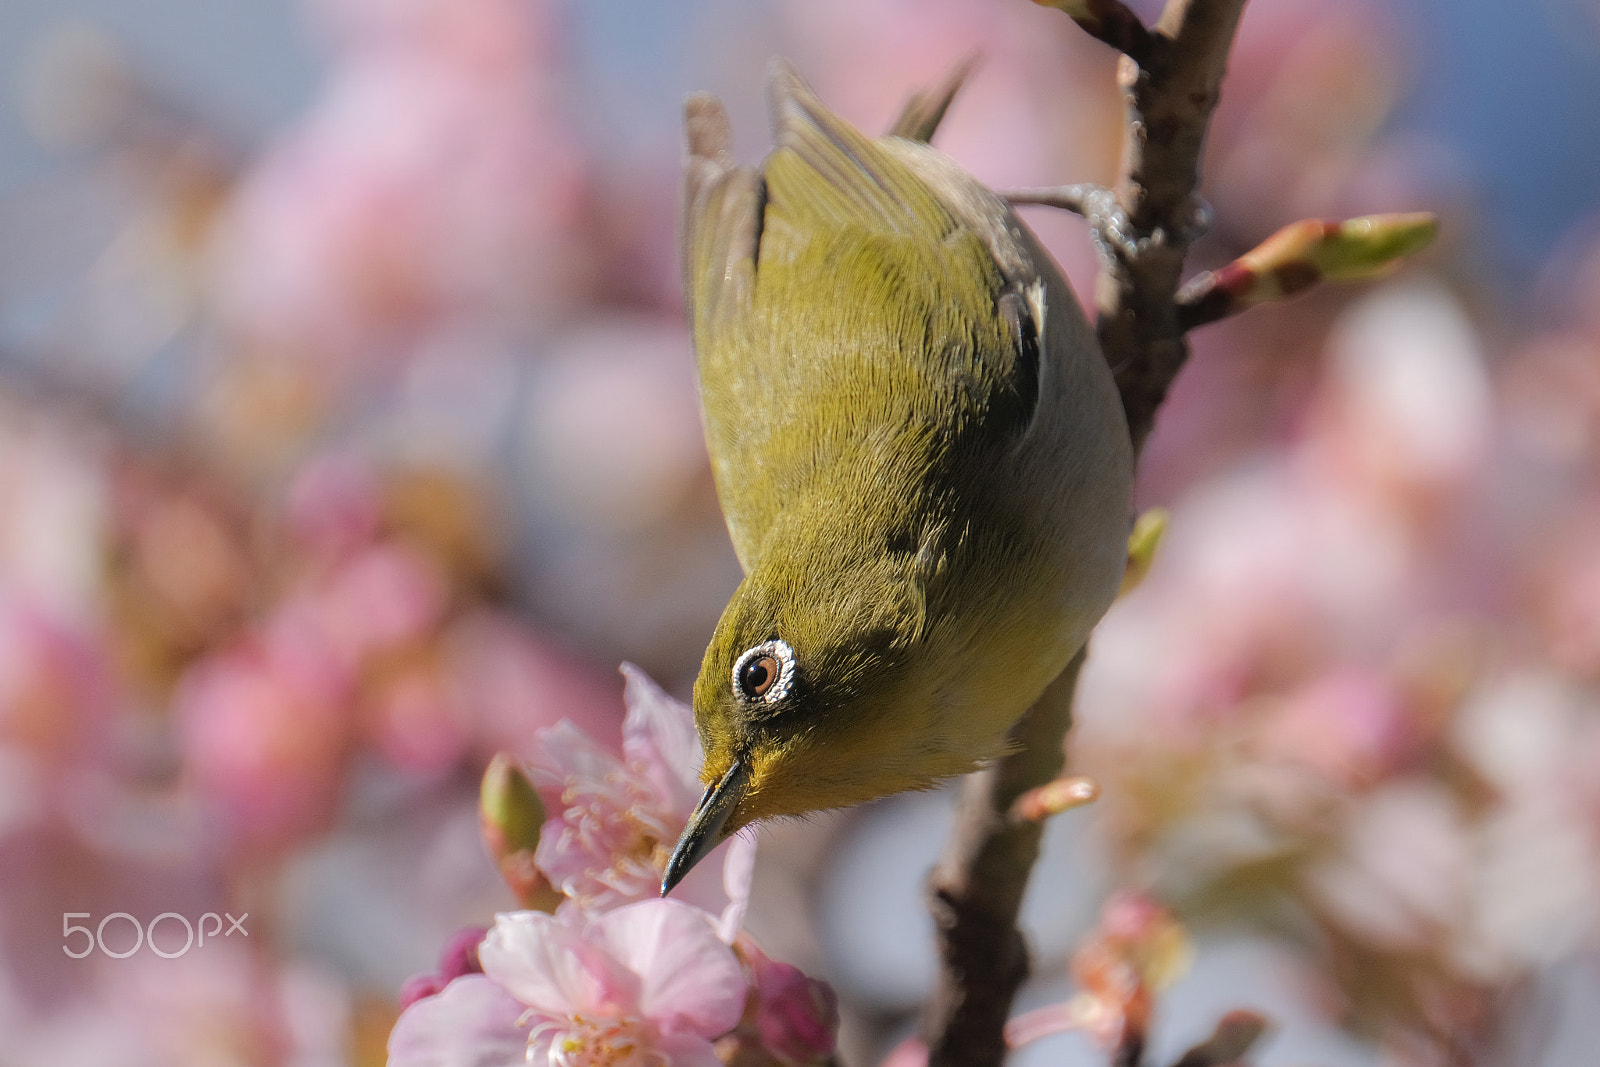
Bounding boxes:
923 2 1251 1063
924 652 1084 1067
1033 1 1158 68
1100 0 1250 453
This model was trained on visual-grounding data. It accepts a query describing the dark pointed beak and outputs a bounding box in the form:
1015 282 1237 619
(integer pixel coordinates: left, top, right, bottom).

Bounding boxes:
661 758 751 897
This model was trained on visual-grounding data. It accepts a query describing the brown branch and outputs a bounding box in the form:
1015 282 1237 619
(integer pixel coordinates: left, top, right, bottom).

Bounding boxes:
923 3 1250 1064
924 652 1084 1067
1035 1 1158 67
1100 0 1250 454
1167 1010 1269 1067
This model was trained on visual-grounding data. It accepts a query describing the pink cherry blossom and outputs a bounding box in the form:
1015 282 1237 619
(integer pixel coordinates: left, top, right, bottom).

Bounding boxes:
437 609 622 757
530 664 738 914
388 902 747 1067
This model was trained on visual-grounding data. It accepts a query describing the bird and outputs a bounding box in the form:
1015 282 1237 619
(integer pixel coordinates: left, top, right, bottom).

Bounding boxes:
663 60 1133 894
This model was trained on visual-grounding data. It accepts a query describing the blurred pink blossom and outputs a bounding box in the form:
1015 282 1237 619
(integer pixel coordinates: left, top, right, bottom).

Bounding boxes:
0 417 108 620
311 541 448 668
1307 281 1491 511
8 941 348 1067
1304 780 1470 954
1205 0 1422 232
439 609 622 758
0 599 114 778
215 0 587 368
1083 284 1490 757
1530 507 1600 677
369 659 467 775
879 1036 929 1067
1450 671 1600 971
1257 668 1417 788
388 902 747 1067
1005 892 1190 1053
175 630 350 846
284 450 384 558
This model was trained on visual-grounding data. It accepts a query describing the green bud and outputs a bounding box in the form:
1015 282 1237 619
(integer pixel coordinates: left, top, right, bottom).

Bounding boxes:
479 753 562 911
1312 212 1440 282
1119 507 1169 597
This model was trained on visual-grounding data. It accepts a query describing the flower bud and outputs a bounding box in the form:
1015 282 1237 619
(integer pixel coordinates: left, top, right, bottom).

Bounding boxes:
479 752 561 910
741 944 839 1066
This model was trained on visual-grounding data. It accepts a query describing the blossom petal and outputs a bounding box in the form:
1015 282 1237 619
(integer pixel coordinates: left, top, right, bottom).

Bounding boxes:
619 663 703 809
530 720 623 795
478 911 639 1018
717 831 758 942
591 900 746 1039
387 975 528 1067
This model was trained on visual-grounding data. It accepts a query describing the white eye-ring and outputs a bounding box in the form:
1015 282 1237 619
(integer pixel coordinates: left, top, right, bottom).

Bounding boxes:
732 639 796 704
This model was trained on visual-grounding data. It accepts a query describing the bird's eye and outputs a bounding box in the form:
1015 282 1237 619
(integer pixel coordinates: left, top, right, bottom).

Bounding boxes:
741 656 777 695
732 639 795 704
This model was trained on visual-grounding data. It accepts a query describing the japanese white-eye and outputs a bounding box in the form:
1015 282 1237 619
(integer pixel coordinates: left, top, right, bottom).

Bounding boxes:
663 61 1133 893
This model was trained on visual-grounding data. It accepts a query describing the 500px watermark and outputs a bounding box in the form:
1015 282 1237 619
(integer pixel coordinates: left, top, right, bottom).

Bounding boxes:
62 912 248 959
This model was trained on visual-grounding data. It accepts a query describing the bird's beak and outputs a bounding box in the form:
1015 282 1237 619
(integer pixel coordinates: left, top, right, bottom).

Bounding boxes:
661 757 750 897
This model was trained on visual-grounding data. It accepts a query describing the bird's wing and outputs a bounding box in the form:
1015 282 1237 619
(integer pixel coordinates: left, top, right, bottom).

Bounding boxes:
683 60 1047 572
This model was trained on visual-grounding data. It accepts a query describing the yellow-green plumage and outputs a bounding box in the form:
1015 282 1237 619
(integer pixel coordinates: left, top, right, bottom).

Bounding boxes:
665 61 1133 890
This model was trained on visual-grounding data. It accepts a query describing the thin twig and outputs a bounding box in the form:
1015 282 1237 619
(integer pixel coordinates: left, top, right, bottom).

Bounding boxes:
1167 1010 1269 1067
1115 1026 1148 1067
1000 183 1104 216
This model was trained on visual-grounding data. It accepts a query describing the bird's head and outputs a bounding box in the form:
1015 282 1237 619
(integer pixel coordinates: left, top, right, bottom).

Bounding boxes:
660 524 998 894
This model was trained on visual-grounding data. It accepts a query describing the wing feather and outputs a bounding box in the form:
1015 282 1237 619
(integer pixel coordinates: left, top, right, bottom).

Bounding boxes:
683 61 1051 571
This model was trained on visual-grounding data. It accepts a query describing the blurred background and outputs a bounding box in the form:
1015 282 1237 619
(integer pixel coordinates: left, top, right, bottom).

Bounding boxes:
1 0 1599 1064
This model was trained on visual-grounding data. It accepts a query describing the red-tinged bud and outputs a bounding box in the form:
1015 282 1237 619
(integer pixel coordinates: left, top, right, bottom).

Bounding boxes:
728 940 840 1067
1009 776 1101 822
752 956 839 1065
1180 213 1439 329
397 925 488 1010
1240 213 1439 292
